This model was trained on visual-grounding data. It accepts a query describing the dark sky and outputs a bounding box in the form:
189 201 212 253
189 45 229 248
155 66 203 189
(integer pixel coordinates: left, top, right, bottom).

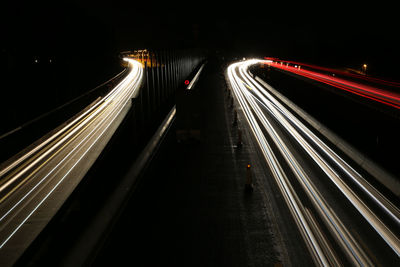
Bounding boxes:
3 1 400 76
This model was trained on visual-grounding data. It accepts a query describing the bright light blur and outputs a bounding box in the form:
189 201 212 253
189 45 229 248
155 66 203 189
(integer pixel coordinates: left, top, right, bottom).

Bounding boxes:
227 59 400 262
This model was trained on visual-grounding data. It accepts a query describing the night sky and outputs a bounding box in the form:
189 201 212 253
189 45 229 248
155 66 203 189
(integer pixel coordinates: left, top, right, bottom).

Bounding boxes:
2 1 400 76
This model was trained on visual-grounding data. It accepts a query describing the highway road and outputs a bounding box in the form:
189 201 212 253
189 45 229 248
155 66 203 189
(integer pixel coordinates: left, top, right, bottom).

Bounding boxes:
0 58 143 266
227 59 400 266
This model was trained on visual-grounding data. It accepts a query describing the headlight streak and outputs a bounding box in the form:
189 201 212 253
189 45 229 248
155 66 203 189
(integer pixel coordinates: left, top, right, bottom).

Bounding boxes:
0 59 143 250
237 61 371 265
0 69 133 179
249 75 400 226
228 61 332 266
244 61 400 257
0 60 142 202
227 59 400 265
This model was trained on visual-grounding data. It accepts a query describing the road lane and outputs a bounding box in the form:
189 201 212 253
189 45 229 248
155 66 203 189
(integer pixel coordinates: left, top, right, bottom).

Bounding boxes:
227 59 400 265
0 58 143 266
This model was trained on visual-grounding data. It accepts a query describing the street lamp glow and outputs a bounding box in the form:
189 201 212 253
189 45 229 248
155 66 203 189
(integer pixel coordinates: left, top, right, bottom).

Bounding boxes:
362 64 367 74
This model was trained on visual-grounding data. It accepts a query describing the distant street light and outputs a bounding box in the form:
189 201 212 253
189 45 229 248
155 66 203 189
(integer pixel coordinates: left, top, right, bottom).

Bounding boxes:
362 64 367 75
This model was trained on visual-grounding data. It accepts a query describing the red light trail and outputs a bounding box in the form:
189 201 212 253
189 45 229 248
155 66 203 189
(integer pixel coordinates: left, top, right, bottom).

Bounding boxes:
263 58 400 109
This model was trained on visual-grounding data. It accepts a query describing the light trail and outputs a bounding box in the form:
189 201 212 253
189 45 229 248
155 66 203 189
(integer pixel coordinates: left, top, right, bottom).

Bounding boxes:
263 58 400 109
0 58 143 262
264 57 400 88
227 59 400 265
228 60 334 266
187 63 205 90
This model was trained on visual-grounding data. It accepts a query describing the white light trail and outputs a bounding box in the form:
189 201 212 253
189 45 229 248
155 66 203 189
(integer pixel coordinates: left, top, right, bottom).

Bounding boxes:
227 59 400 264
187 63 205 90
0 58 143 251
228 60 333 266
